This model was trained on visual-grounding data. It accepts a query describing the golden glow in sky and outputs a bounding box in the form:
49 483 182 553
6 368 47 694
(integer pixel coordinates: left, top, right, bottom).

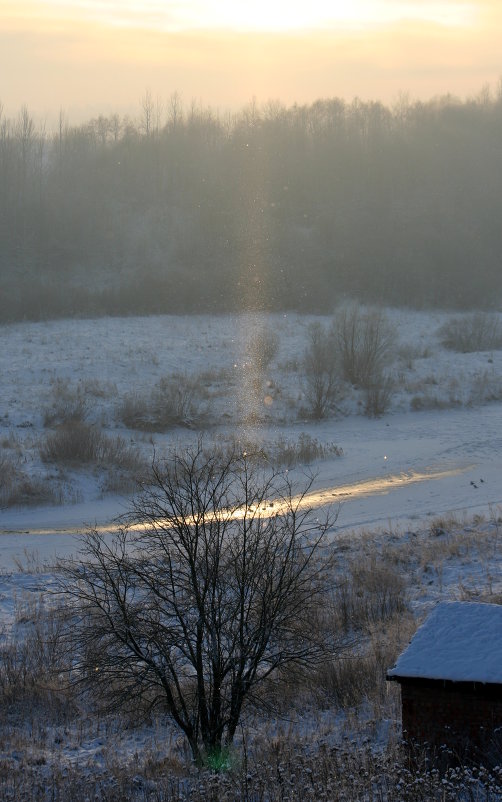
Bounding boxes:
0 0 498 120
173 1 476 31
13 0 477 31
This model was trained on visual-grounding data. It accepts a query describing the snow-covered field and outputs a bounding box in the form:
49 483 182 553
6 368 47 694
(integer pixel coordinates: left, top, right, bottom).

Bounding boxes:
1 307 502 636
2 307 502 798
1 308 502 566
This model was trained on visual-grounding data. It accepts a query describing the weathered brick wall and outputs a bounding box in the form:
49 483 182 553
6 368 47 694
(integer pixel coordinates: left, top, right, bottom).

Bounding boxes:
401 681 502 751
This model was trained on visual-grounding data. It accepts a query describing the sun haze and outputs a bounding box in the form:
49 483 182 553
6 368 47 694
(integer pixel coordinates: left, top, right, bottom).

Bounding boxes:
0 1 499 121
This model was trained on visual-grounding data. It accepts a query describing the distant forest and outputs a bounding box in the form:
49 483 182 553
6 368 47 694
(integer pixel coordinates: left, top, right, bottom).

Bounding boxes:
1 88 502 320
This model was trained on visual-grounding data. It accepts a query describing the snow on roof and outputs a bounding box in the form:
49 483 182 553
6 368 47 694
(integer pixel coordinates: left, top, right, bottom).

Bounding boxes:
388 601 502 684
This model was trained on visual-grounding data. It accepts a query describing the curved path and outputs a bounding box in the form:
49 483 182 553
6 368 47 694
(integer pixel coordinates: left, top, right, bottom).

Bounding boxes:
1 406 502 569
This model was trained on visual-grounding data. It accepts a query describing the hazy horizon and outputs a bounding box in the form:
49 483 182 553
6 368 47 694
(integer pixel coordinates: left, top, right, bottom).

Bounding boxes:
1 1 501 124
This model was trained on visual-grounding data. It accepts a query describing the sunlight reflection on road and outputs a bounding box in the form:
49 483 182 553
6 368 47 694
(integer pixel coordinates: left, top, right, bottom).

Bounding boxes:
300 466 472 507
1 465 472 537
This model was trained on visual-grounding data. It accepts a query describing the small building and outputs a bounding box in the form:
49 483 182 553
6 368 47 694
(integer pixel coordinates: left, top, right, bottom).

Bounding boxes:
387 601 502 760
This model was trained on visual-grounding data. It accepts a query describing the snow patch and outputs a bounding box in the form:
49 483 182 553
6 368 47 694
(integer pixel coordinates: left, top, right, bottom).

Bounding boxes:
388 601 502 684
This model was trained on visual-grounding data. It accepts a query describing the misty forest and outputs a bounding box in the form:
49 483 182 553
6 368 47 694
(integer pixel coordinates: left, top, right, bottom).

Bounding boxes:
2 87 502 322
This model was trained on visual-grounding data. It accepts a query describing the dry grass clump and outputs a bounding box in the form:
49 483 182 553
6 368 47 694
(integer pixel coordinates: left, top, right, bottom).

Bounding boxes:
397 343 432 370
439 312 502 353
271 433 343 467
410 392 462 411
214 432 343 469
1 731 501 801
0 451 59 508
408 376 462 411
40 421 143 473
43 378 90 427
317 615 415 710
309 554 413 710
0 596 72 719
118 374 205 431
468 369 502 406
409 369 502 412
334 555 408 633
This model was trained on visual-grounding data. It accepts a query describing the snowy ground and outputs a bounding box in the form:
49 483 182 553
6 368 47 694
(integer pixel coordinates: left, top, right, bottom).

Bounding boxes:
1 308 502 570
2 308 502 795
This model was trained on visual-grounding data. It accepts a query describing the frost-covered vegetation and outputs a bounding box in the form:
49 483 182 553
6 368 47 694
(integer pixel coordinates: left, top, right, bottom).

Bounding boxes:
2 510 502 799
2 307 502 510
2 305 502 796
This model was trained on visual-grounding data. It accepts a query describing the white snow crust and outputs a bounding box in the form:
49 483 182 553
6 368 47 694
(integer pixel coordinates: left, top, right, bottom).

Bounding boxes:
388 601 502 683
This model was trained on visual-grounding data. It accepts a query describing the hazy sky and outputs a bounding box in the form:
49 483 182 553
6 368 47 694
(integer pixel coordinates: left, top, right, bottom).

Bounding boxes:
1 0 501 123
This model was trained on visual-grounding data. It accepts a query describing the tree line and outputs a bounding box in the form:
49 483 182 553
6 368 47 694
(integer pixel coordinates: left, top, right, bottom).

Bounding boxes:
1 86 502 321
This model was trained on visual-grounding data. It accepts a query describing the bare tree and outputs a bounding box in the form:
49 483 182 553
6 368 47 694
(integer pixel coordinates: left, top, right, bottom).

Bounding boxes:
140 89 154 138
335 304 395 388
58 443 336 765
302 321 341 419
167 90 183 132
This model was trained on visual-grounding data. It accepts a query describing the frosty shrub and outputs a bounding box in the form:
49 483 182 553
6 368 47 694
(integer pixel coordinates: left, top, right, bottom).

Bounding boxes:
118 374 204 431
439 311 502 353
364 371 394 417
43 378 89 427
302 321 341 419
335 304 396 388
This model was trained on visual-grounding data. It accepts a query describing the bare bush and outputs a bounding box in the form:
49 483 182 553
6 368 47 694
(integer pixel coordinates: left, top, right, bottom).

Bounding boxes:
364 371 394 417
439 312 502 353
335 304 396 388
118 374 203 431
302 321 341 419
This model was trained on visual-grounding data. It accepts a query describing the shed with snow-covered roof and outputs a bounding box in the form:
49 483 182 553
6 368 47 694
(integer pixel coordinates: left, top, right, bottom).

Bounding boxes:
387 601 502 758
